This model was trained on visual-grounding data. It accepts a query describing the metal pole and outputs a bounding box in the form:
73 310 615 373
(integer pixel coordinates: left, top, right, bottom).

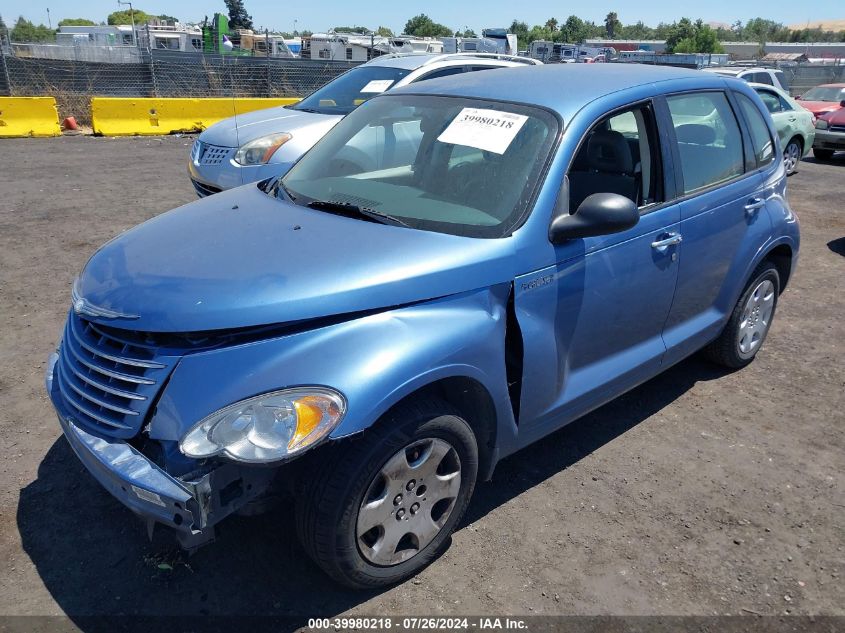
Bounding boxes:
0 35 12 97
266 28 271 96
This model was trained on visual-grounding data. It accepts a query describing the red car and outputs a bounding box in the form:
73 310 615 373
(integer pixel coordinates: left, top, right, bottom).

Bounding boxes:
796 83 845 118
813 106 845 160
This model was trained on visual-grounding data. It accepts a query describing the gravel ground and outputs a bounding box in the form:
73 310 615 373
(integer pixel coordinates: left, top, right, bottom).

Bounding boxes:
0 136 843 627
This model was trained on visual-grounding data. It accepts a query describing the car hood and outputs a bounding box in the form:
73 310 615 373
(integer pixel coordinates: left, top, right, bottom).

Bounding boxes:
798 101 840 117
199 106 343 147
819 108 845 125
76 186 516 333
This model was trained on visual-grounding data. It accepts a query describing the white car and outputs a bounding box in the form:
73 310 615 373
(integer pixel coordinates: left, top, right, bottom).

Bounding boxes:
704 66 789 92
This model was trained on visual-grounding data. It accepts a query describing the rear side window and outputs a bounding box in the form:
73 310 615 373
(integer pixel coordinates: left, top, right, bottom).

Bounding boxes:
755 89 783 114
736 93 775 169
752 72 773 86
667 92 744 194
413 67 464 82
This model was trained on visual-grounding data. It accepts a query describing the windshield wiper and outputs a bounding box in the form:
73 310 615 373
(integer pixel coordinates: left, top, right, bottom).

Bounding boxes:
307 200 409 227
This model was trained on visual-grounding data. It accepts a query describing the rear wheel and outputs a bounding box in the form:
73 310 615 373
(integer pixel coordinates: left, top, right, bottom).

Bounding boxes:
295 398 478 588
783 138 802 175
813 148 835 161
703 262 780 369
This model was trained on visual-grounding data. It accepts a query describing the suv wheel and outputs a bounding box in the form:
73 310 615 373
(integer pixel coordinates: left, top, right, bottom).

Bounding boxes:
295 398 478 588
703 262 780 369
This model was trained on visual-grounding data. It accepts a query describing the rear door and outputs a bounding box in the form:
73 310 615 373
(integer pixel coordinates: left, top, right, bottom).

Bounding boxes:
661 90 775 364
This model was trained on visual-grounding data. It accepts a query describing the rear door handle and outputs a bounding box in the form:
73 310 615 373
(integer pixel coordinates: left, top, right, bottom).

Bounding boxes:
651 233 682 252
745 197 766 217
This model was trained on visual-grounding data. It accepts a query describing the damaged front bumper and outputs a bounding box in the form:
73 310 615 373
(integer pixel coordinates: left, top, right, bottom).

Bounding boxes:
45 353 274 549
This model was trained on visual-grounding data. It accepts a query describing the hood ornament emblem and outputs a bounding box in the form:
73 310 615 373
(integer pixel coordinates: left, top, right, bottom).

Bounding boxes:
71 278 140 320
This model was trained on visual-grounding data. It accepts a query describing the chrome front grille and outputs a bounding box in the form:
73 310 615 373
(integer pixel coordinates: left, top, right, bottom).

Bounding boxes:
194 141 232 166
55 313 177 439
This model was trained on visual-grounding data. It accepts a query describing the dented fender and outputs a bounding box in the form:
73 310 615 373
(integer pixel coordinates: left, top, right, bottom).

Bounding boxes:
148 286 519 467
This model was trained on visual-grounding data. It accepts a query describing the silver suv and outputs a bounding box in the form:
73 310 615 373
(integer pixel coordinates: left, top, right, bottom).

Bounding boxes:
188 53 541 197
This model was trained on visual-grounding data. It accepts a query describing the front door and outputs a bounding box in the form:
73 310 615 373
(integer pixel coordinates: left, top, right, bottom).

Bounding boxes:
515 101 681 437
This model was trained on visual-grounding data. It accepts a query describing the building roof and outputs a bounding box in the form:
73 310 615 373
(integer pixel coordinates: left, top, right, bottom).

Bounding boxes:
760 52 808 61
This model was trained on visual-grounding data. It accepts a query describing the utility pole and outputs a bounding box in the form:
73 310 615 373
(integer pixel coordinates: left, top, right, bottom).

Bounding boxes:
117 0 137 48
47 8 51 30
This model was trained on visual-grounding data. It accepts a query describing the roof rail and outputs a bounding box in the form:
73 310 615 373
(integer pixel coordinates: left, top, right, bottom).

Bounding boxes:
421 52 541 66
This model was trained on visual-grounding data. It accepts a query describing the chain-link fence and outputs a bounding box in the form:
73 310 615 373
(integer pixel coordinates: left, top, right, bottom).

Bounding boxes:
781 64 845 96
0 46 360 125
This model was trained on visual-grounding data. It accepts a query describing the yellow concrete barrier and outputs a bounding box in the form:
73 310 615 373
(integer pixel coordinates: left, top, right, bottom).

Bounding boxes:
0 97 62 137
92 97 301 136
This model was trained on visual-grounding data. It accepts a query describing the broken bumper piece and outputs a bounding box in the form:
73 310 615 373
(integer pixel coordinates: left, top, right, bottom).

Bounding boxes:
47 354 273 549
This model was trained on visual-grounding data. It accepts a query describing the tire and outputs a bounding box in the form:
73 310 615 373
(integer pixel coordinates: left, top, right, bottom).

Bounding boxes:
295 397 479 588
813 148 834 161
783 137 802 175
703 262 780 369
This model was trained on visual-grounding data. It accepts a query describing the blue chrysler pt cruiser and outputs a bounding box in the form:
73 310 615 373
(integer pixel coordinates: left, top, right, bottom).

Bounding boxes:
46 64 798 588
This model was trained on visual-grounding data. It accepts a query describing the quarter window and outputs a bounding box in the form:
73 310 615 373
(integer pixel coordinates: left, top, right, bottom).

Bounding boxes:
667 92 744 194
736 93 775 169
414 67 464 82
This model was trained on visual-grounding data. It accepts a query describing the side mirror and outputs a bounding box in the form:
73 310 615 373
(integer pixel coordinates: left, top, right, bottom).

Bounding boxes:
840 99 845 108
549 193 639 243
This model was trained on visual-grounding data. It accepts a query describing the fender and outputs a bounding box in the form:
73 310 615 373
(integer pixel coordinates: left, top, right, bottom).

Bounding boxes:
148 285 518 465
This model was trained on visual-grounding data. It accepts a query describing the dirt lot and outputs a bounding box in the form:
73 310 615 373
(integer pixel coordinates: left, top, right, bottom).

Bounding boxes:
0 136 843 626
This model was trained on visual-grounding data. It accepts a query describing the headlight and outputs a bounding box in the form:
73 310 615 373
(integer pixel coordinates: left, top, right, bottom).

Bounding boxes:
234 133 293 166
815 119 829 130
180 387 346 463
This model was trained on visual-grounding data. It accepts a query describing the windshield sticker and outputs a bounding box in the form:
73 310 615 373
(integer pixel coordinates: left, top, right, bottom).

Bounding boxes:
437 108 529 155
360 79 395 94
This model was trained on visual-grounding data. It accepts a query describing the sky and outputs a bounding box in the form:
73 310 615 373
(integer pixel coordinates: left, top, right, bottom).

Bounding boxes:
0 0 842 34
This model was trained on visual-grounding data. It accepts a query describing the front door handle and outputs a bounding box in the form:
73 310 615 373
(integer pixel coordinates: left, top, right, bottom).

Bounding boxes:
651 233 682 252
745 197 766 217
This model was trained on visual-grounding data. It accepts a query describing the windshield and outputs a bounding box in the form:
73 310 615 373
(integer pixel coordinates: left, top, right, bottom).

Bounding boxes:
291 66 411 116
277 95 559 238
801 86 845 102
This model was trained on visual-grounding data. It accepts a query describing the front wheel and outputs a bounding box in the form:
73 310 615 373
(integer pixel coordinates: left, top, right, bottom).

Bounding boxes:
783 138 802 175
703 262 780 369
295 398 478 588
813 148 835 161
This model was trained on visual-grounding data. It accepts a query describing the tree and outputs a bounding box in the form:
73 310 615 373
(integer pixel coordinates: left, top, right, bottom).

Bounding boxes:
107 9 151 25
157 14 178 23
224 0 253 31
561 15 588 43
403 14 452 38
545 18 558 33
375 26 394 37
509 19 529 49
665 19 724 53
604 11 621 38
58 18 96 27
10 16 55 42
620 21 655 40
333 25 369 34
0 14 7 40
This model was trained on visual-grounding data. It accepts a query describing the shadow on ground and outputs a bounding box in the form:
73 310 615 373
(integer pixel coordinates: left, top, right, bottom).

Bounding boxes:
18 356 727 628
828 237 845 257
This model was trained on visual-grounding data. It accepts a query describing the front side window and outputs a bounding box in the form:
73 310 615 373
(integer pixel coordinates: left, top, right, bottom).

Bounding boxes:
292 66 411 115
278 95 559 238
736 93 775 169
667 92 744 194
568 103 662 212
